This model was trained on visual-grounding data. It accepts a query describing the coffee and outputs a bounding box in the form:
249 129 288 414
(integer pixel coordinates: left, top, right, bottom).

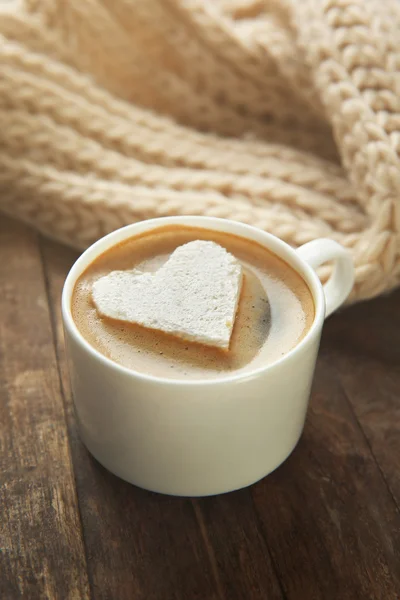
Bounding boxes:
71 225 315 380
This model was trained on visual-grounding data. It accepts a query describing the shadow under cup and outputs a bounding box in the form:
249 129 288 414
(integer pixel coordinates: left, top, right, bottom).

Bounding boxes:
61 216 353 496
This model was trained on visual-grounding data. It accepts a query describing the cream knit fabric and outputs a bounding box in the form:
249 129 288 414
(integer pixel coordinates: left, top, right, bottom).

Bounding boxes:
0 0 399 303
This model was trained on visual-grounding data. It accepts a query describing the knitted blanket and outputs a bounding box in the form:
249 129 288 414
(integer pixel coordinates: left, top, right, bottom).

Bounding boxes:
1 0 399 303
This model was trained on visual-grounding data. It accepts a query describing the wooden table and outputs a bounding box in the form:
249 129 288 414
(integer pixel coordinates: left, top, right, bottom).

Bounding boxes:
1 215 399 600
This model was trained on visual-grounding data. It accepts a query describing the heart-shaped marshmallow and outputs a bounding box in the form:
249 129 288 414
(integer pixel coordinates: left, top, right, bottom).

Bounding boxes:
92 241 243 349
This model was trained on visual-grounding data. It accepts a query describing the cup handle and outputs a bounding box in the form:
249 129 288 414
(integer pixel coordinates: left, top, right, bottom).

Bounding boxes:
296 239 354 318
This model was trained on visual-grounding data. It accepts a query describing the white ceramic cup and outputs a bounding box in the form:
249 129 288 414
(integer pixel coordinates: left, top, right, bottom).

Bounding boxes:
62 216 354 496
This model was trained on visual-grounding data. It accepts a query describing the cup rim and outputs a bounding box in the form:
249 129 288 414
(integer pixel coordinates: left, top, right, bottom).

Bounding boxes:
62 216 325 386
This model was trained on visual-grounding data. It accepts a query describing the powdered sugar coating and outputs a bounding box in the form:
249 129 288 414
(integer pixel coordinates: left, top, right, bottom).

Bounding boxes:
92 241 243 349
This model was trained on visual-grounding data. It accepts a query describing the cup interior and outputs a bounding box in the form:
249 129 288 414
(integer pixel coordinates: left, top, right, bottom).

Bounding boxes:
62 216 325 384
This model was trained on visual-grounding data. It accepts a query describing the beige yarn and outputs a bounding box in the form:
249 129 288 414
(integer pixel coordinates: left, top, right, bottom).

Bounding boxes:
0 0 400 303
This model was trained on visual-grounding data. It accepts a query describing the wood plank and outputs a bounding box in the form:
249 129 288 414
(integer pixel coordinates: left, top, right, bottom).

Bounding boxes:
0 217 90 599
41 236 287 600
192 494 285 600
251 348 400 600
325 292 400 506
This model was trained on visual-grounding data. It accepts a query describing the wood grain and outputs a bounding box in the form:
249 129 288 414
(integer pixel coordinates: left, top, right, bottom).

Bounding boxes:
2 214 400 599
0 217 90 599
326 298 400 507
192 494 285 599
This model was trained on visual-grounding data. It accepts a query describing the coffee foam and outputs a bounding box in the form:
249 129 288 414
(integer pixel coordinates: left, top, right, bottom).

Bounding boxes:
71 226 315 380
91 241 243 349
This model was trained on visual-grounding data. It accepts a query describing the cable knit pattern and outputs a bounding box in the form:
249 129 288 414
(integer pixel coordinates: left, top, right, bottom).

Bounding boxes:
0 0 399 303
